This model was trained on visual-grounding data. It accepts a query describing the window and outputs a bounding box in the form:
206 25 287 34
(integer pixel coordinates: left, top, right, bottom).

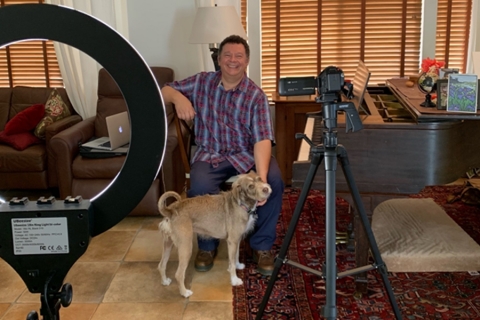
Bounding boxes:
241 0 247 33
242 0 472 101
0 0 63 87
435 0 472 71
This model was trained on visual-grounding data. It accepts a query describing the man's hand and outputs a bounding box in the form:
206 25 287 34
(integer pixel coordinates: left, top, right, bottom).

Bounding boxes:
174 95 196 121
257 199 267 206
161 86 196 121
256 173 269 207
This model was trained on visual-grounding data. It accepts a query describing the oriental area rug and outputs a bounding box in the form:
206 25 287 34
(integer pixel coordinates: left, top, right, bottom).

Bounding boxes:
233 186 480 319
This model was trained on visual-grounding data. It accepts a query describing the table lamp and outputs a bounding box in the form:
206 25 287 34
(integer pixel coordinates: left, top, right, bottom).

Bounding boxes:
189 5 247 71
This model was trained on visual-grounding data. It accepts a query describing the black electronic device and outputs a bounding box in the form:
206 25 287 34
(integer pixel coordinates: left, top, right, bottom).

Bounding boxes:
318 66 344 94
278 66 354 102
278 76 316 96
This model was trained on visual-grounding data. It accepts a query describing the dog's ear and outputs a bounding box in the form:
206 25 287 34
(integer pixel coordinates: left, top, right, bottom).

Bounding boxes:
246 171 257 180
231 182 242 204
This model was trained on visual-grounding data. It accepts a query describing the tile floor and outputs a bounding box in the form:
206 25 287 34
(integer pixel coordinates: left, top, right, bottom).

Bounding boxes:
0 216 234 320
0 177 473 319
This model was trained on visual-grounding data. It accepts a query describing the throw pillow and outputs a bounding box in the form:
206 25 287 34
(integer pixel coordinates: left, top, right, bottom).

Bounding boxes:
34 89 71 139
4 103 45 135
0 130 43 151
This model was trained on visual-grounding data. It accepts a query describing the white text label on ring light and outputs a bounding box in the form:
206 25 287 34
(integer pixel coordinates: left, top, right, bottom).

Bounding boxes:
11 217 69 255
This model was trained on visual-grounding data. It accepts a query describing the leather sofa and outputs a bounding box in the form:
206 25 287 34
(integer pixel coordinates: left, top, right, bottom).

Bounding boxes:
50 67 188 216
0 87 81 190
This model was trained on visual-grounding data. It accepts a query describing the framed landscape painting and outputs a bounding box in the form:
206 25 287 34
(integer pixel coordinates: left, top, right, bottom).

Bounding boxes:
446 74 478 113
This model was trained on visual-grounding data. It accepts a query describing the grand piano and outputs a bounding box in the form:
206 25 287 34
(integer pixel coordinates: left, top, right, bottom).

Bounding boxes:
291 77 480 293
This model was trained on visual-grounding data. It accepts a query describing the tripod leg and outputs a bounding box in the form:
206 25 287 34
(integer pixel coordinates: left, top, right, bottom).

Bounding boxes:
337 146 402 319
255 148 324 320
322 146 338 320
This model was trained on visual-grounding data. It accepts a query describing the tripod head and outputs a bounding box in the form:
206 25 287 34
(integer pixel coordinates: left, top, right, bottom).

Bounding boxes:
321 100 363 133
314 91 363 133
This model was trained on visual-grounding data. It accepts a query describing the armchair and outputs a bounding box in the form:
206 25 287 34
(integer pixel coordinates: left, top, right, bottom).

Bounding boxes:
50 67 190 216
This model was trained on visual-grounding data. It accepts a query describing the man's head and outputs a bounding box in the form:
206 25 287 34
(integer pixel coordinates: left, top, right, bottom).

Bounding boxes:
218 35 249 80
218 35 250 59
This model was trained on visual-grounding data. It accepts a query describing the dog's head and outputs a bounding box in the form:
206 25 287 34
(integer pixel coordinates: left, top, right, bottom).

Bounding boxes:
231 171 272 208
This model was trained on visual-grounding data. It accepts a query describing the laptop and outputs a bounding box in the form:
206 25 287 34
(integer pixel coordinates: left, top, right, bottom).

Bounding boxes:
82 111 130 153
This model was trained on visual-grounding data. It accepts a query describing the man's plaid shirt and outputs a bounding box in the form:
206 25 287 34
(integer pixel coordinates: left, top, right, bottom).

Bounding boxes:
166 71 274 173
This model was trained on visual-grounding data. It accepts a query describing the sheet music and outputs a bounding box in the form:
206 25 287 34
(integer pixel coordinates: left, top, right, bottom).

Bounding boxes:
351 60 371 116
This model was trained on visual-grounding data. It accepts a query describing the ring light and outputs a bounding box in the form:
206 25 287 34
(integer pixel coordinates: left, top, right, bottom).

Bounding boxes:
0 4 167 318
0 3 167 236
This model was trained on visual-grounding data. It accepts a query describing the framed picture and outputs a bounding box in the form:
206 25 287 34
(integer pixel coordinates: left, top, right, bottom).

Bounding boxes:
478 80 480 107
436 79 448 110
439 68 459 79
447 74 478 113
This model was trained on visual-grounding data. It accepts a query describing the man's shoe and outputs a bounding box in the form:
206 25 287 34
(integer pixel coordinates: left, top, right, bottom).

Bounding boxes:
194 249 217 272
253 250 275 276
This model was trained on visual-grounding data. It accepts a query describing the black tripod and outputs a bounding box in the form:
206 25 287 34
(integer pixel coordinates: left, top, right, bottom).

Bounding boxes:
255 101 402 319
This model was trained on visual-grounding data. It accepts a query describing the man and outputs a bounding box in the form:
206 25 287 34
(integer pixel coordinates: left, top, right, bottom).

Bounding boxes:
161 35 284 276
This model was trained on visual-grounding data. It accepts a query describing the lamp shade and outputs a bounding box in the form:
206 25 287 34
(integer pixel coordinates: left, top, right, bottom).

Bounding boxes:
189 6 247 44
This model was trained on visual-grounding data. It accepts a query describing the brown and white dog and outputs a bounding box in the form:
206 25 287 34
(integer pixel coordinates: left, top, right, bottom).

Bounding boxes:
157 171 272 297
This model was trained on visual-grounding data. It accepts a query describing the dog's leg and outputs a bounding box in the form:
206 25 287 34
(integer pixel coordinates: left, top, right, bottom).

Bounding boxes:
227 237 243 286
174 219 194 298
235 240 245 270
158 235 174 286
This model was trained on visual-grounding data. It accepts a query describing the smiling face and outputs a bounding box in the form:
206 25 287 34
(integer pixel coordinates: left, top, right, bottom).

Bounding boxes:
218 43 249 81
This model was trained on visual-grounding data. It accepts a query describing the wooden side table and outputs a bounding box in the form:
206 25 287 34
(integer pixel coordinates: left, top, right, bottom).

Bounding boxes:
273 93 319 185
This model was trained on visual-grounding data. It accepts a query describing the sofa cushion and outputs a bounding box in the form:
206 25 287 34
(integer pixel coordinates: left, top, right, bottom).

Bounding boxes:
4 103 45 135
0 130 43 151
34 89 71 139
11 87 74 117
0 144 46 173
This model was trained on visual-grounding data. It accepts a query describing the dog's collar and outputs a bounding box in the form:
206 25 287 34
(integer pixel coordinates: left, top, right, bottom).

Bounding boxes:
240 201 257 215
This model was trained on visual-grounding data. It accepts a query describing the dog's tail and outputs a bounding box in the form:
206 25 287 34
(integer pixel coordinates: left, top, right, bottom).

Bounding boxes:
158 191 182 218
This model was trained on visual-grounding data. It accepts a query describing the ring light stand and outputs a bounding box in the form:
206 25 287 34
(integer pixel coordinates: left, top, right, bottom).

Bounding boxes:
0 4 167 319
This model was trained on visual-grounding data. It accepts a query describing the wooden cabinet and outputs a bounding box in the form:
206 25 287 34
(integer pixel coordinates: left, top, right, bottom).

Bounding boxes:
273 93 319 185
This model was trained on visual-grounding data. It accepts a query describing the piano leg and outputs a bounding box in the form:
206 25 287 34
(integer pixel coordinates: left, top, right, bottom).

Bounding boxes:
353 204 370 296
335 193 371 295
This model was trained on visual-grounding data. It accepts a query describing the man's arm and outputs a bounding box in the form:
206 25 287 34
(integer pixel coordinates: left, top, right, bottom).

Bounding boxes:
254 139 272 183
161 86 196 121
254 139 272 206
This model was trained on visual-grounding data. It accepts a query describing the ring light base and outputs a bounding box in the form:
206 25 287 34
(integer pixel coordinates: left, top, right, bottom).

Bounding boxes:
0 200 91 319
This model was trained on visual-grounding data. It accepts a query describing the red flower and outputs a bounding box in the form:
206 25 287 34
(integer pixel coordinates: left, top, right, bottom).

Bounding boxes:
421 57 445 74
